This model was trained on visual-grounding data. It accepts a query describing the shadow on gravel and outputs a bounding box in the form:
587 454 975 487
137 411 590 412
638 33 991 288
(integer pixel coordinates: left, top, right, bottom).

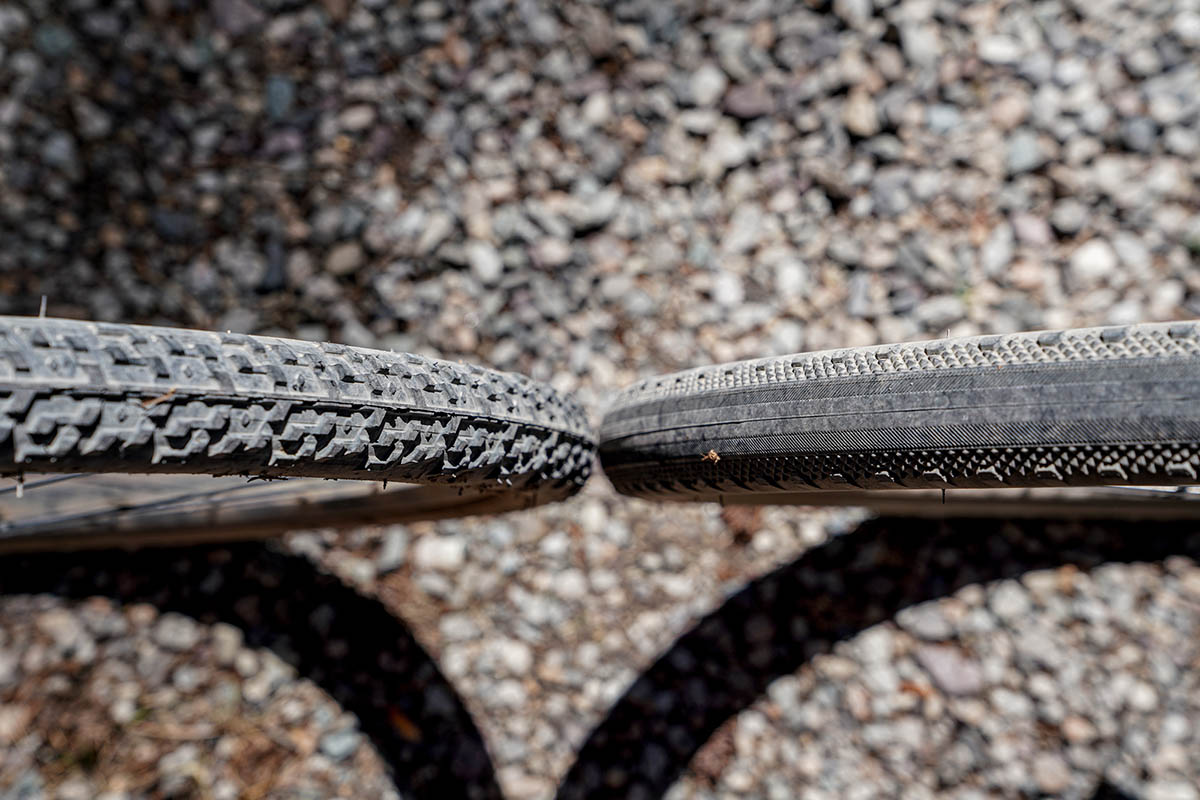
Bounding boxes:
558 516 1200 799
0 542 502 800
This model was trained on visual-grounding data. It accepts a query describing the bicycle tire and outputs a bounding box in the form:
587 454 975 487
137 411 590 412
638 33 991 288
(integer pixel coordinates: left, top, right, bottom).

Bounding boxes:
0 316 593 494
599 322 1200 499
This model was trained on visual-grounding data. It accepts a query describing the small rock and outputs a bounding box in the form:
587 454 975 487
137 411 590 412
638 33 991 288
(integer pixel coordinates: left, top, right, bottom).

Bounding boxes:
320 727 362 761
532 237 572 268
722 205 764 254
980 223 1015 277
33 23 76 58
1061 715 1096 743
72 97 113 140
1069 239 1118 289
1032 752 1072 794
1145 782 1200 800
723 82 774 119
152 209 202 244
1050 199 1088 235
211 623 243 667
990 92 1029 130
566 188 619 232
1127 680 1159 712
264 75 296 121
415 211 455 255
152 613 202 652
915 645 983 695
711 272 744 307
989 579 1032 620
842 89 880 137
492 639 533 674
926 104 961 134
339 104 376 132
900 24 940 66
211 0 266 36
896 604 953 640
1011 213 1052 246
172 665 205 693
690 64 728 107
1006 128 1046 174
1121 116 1158 153
466 240 503 283
413 535 466 571
41 132 80 179
978 35 1023 65
375 529 409 574
55 776 92 800
0 704 31 745
325 242 364 276
871 172 911 217
915 295 965 330
832 0 872 28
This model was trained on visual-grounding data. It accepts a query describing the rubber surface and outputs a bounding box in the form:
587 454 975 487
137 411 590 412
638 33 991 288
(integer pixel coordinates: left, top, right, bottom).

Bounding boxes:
0 317 594 497
600 323 1200 499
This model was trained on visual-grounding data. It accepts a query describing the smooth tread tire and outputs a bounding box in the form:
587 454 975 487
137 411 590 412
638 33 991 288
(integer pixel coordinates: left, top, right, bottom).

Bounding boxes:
599 322 1200 499
0 317 594 498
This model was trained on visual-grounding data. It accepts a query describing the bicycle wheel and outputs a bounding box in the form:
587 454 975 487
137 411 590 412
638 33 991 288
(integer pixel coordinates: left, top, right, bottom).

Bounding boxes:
599 322 1200 501
0 316 593 550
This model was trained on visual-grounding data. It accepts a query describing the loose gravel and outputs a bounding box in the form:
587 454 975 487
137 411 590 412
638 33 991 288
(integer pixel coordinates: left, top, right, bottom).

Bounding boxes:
2 0 1200 797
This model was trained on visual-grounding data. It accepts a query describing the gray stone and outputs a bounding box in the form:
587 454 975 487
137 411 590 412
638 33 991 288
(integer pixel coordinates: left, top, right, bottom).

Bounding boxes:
1051 199 1088 235
325 242 364 276
915 295 964 330
415 211 455 254
375 529 409 574
413 535 466 571
1006 129 1046 174
41 132 80 179
722 205 765 254
339 105 376 132
466 240 503 283
896 604 954 640
1011 213 1052 246
1069 238 1118 289
978 35 1023 65
832 0 872 28
265 75 296 120
3 769 44 800
723 82 775 119
916 645 983 695
532 237 572 268
900 24 940 66
980 223 1015 277
1032 752 1072 794
689 64 728 107
567 188 619 232
927 104 962 134
319 727 362 761
153 209 201 244
871 173 911 217
33 23 76 58
152 613 201 652
712 272 744 307
1121 117 1158 153
211 0 266 36
843 90 880 137
989 580 1032 620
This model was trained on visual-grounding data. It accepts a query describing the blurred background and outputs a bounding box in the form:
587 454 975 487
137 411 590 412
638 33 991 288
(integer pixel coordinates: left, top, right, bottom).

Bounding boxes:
2 0 1200 798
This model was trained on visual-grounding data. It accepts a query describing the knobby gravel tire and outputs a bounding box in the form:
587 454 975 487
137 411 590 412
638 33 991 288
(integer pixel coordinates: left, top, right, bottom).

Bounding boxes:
600 322 1200 499
0 317 594 497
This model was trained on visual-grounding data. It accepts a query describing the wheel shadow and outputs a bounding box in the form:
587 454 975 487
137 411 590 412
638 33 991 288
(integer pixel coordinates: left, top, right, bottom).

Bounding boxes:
557 515 1200 799
0 542 503 800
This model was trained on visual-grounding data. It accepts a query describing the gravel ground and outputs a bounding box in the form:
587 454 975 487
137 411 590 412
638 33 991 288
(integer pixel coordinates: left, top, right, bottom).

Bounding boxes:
2 0 1200 797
